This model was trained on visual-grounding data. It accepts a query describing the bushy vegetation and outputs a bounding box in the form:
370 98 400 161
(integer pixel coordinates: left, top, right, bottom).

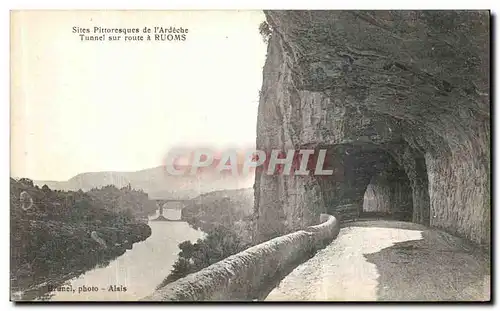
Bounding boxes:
181 189 254 243
10 178 153 299
156 225 251 289
259 20 272 43
87 184 158 218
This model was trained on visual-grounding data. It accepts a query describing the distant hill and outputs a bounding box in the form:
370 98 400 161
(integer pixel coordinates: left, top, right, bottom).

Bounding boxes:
189 188 254 215
34 166 255 200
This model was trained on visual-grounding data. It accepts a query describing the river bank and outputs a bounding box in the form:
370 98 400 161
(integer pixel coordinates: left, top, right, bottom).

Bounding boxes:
10 179 158 301
48 216 204 301
11 221 152 301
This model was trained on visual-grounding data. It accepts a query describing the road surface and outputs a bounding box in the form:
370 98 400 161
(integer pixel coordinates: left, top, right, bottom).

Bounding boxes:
266 220 490 301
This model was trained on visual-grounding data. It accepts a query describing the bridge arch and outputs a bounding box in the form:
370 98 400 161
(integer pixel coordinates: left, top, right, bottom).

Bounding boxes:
150 199 192 221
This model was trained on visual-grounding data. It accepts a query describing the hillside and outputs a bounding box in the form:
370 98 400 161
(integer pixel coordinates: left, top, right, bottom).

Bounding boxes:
35 166 255 200
10 178 152 300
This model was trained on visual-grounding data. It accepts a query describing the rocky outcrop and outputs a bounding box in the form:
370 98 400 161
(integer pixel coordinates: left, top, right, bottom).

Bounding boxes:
254 11 490 246
142 214 340 301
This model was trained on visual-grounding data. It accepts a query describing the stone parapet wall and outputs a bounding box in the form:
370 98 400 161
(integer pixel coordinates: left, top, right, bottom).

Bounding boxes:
141 214 339 301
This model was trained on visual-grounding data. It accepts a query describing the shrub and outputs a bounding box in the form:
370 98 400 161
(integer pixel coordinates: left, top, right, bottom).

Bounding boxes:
259 21 272 43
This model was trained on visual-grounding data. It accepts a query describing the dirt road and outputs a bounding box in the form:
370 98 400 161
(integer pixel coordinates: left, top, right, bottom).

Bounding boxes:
265 220 490 301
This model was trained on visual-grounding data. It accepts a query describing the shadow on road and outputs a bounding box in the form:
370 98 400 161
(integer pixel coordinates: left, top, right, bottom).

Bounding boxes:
364 228 490 301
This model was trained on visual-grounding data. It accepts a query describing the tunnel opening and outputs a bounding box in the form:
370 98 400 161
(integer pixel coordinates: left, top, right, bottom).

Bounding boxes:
313 142 427 224
361 162 413 221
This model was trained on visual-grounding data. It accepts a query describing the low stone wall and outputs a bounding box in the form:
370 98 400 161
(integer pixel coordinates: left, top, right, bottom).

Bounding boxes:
334 204 360 222
141 214 340 301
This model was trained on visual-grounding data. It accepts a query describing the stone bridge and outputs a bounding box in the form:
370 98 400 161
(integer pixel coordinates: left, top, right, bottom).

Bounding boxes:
143 10 489 301
150 199 191 221
152 199 191 211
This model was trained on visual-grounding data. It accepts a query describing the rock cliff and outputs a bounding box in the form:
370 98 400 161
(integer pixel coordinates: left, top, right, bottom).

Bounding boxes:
254 11 490 246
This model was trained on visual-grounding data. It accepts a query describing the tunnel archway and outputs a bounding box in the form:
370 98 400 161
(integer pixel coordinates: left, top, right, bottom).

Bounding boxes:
313 141 429 225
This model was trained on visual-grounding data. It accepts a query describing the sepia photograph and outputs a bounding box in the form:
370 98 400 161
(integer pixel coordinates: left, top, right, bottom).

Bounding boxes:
9 9 491 302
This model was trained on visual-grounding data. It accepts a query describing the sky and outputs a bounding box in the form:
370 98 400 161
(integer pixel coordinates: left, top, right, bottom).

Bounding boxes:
11 10 267 181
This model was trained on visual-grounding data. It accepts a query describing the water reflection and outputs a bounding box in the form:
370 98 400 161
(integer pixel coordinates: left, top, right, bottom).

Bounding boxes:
47 208 203 301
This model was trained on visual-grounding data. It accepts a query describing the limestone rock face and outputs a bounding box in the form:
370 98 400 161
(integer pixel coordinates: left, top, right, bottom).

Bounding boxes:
254 11 490 246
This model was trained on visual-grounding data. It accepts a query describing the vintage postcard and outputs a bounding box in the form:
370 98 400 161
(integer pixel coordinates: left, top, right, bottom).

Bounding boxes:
10 10 491 302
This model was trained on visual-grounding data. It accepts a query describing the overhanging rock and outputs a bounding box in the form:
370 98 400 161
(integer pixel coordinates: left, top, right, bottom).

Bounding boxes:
253 11 490 246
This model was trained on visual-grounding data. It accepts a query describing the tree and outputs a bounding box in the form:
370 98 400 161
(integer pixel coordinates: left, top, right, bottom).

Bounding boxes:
157 258 192 289
18 178 34 187
259 21 272 43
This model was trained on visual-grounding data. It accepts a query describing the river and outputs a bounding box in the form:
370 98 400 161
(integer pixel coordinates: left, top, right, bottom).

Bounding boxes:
47 208 204 301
